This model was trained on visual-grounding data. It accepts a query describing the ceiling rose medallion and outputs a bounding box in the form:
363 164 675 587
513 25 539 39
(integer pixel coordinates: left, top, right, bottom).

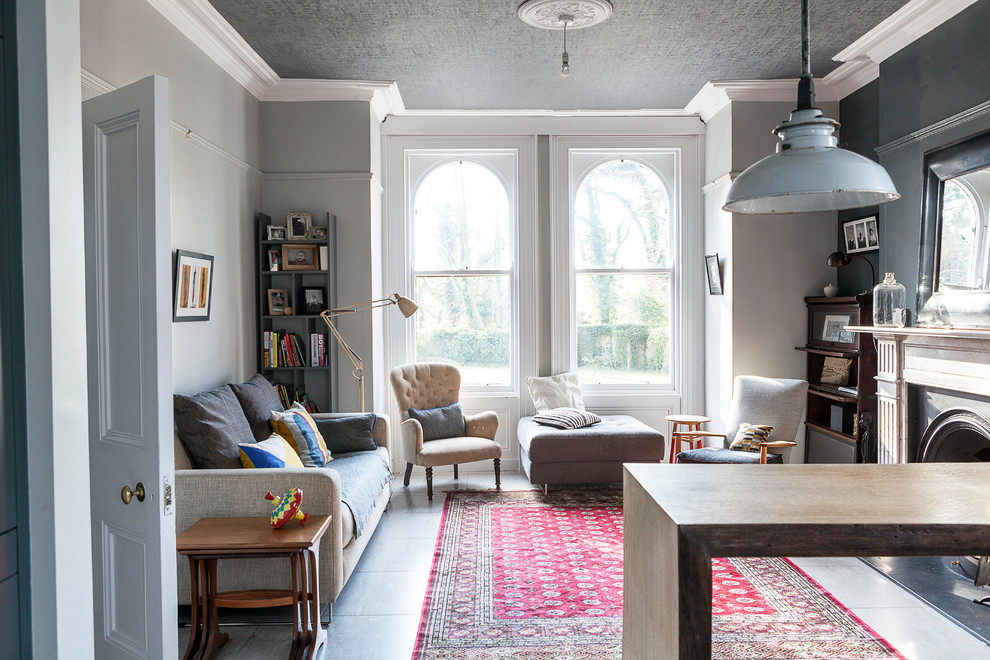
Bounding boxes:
518 0 612 77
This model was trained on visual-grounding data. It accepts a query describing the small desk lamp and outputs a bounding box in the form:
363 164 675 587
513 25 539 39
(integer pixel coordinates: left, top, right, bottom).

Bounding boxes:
826 251 876 294
320 294 418 412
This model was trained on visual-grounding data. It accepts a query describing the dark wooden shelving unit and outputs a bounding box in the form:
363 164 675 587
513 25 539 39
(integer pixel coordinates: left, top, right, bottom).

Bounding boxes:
798 294 877 463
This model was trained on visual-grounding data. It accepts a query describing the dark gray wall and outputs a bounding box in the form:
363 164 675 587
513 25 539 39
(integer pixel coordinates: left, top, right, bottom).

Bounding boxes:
837 0 990 314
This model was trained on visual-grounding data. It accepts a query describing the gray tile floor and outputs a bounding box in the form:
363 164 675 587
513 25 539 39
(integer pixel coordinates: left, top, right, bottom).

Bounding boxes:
179 469 990 659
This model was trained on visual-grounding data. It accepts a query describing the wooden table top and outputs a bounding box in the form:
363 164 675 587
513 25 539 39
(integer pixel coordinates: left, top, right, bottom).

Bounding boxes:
176 516 332 554
625 463 990 527
665 414 711 424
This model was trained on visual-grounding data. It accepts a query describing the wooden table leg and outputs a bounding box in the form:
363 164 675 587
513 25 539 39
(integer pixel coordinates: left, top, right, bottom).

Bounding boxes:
678 535 712 659
201 558 229 660
306 546 322 660
288 553 302 660
183 558 202 660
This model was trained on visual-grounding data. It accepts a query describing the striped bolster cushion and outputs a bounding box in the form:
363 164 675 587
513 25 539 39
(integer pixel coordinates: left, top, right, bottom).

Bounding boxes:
532 407 602 429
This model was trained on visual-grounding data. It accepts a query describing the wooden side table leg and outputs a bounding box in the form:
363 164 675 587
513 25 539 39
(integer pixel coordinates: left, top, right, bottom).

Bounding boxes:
201 558 229 660
288 553 302 660
306 546 323 660
183 558 202 660
678 535 712 659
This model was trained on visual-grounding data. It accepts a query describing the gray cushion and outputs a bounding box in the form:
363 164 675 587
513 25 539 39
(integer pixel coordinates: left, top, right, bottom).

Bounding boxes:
676 447 784 464
229 374 285 442
315 414 378 454
408 403 466 441
173 386 255 469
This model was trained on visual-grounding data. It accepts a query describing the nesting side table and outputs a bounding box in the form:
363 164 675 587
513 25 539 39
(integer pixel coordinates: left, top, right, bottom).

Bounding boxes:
176 515 331 660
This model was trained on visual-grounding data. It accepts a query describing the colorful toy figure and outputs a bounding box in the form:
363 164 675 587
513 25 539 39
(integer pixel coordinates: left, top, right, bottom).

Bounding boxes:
265 487 310 528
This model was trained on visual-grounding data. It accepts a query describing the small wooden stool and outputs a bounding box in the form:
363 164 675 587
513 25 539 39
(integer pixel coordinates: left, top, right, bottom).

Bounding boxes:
666 414 711 463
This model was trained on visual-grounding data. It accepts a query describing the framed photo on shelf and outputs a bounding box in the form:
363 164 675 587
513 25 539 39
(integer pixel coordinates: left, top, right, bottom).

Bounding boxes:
821 314 852 342
705 253 723 295
282 244 319 271
267 289 287 315
267 249 281 272
287 212 311 239
303 287 326 315
310 226 328 239
842 215 878 254
172 249 214 322
266 225 286 240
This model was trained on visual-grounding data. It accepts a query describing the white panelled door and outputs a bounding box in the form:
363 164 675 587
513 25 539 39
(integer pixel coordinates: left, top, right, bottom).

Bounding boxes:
82 75 176 659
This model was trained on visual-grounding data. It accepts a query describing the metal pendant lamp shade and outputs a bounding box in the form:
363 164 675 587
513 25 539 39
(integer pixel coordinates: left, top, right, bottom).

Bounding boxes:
722 0 899 215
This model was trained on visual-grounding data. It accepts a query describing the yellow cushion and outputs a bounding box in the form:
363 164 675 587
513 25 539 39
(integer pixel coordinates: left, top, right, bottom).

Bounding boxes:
239 434 304 469
728 422 773 452
271 406 331 467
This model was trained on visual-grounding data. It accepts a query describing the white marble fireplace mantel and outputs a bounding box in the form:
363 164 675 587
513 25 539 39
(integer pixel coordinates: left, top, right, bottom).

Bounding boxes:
847 326 990 464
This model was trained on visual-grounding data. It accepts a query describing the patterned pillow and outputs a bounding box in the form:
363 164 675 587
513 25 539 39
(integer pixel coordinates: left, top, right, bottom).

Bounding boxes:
239 434 304 469
729 423 774 452
532 407 602 430
271 405 331 467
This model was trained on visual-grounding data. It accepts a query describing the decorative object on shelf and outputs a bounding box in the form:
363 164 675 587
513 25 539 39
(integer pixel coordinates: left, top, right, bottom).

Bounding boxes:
310 226 328 239
517 0 612 78
705 253 723 295
722 0 898 214
820 356 851 386
267 248 281 272
286 212 311 239
321 293 419 412
823 284 839 297
821 314 851 342
282 244 319 271
267 288 286 315
266 225 286 240
826 251 876 293
303 287 326 315
172 249 215 322
873 272 907 327
265 487 309 528
841 215 878 254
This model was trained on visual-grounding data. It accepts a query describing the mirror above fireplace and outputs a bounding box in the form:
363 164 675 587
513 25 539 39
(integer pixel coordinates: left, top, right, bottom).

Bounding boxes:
917 129 990 328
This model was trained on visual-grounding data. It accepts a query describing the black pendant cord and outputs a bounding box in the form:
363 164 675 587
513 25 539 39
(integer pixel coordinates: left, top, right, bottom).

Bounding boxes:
796 0 816 110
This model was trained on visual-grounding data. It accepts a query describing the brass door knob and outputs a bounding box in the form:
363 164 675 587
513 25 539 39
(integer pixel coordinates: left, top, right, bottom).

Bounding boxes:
121 482 146 505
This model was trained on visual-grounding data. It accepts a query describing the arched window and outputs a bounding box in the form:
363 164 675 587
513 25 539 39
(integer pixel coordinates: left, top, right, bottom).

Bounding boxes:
411 160 513 385
573 159 671 384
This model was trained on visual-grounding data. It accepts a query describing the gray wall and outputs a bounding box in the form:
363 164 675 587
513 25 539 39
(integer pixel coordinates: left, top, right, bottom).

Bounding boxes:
81 0 263 396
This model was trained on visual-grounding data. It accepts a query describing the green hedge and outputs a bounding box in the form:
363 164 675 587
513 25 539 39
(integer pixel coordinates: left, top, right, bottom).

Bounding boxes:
577 324 668 372
417 328 510 367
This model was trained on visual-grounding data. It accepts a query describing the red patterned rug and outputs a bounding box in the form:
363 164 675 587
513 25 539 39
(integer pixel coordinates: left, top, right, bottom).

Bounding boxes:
412 489 906 659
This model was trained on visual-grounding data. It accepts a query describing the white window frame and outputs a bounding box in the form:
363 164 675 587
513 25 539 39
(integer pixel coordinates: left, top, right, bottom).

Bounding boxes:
551 136 703 410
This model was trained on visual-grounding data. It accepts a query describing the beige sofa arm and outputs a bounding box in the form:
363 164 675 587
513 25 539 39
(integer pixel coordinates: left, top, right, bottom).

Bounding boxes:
399 417 424 460
464 410 498 441
311 411 391 453
174 467 346 602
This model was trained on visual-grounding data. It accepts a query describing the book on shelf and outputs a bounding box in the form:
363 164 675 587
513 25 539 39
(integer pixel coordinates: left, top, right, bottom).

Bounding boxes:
309 332 327 367
837 385 859 396
820 356 852 386
319 246 328 271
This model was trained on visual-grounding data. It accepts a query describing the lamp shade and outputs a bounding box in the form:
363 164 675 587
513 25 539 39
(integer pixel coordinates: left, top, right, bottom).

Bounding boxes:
394 294 418 318
723 108 900 215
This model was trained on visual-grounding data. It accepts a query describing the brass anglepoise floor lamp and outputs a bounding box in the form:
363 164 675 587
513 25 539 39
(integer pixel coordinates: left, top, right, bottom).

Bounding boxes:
320 293 418 412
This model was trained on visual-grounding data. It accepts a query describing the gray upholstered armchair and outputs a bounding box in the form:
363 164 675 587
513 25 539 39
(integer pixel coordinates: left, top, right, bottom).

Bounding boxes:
389 362 501 499
676 376 809 464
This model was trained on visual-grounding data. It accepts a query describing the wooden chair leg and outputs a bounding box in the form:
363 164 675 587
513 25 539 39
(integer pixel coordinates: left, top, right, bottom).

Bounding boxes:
453 464 458 480
426 466 433 501
403 462 413 487
494 458 501 489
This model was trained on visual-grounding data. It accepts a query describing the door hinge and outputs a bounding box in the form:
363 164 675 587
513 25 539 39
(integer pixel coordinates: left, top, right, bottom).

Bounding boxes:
163 475 174 516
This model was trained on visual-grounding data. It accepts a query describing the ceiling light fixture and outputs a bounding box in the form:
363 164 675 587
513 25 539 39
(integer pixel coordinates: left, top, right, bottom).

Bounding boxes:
722 0 900 215
517 0 612 78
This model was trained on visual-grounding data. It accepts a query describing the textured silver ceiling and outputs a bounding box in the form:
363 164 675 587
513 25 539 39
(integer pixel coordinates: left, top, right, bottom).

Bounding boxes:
208 0 912 110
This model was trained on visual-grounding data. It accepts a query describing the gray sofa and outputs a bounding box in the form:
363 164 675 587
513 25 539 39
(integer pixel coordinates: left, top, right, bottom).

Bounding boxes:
173 387 392 611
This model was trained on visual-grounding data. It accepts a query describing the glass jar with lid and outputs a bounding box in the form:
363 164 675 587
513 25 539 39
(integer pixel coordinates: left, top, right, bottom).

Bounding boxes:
874 272 906 327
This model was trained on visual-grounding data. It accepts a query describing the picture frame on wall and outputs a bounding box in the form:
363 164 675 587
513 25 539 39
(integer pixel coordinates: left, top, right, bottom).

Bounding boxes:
705 253 723 295
287 212 312 239
842 215 878 254
172 249 214 322
267 289 287 315
282 244 319 271
303 287 326 314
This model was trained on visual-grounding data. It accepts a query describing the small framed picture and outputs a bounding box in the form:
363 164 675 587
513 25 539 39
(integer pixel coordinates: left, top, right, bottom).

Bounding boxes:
173 249 214 322
310 226 328 239
266 225 286 241
267 289 287 315
267 249 281 272
822 314 852 342
705 253 723 295
842 215 878 254
303 287 326 315
282 244 319 271
287 212 312 239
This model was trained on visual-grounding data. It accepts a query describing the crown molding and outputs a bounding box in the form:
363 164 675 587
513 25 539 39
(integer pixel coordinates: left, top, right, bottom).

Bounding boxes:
835 0 980 68
395 108 693 118
81 69 116 96
820 59 880 100
145 0 278 97
261 79 406 121
684 80 839 123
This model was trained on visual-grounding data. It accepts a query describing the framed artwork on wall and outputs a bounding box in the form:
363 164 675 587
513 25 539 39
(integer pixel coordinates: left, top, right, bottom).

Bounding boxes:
172 249 214 322
842 215 878 254
706 253 723 295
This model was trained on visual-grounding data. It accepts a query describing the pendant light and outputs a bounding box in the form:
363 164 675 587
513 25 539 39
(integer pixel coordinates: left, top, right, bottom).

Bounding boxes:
518 0 612 78
722 0 900 214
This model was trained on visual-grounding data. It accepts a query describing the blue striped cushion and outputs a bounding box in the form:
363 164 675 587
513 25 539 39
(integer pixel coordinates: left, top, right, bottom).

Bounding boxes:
271 406 331 467
239 435 304 469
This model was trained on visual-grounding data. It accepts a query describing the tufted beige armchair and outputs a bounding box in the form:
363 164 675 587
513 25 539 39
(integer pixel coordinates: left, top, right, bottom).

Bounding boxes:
389 362 501 500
